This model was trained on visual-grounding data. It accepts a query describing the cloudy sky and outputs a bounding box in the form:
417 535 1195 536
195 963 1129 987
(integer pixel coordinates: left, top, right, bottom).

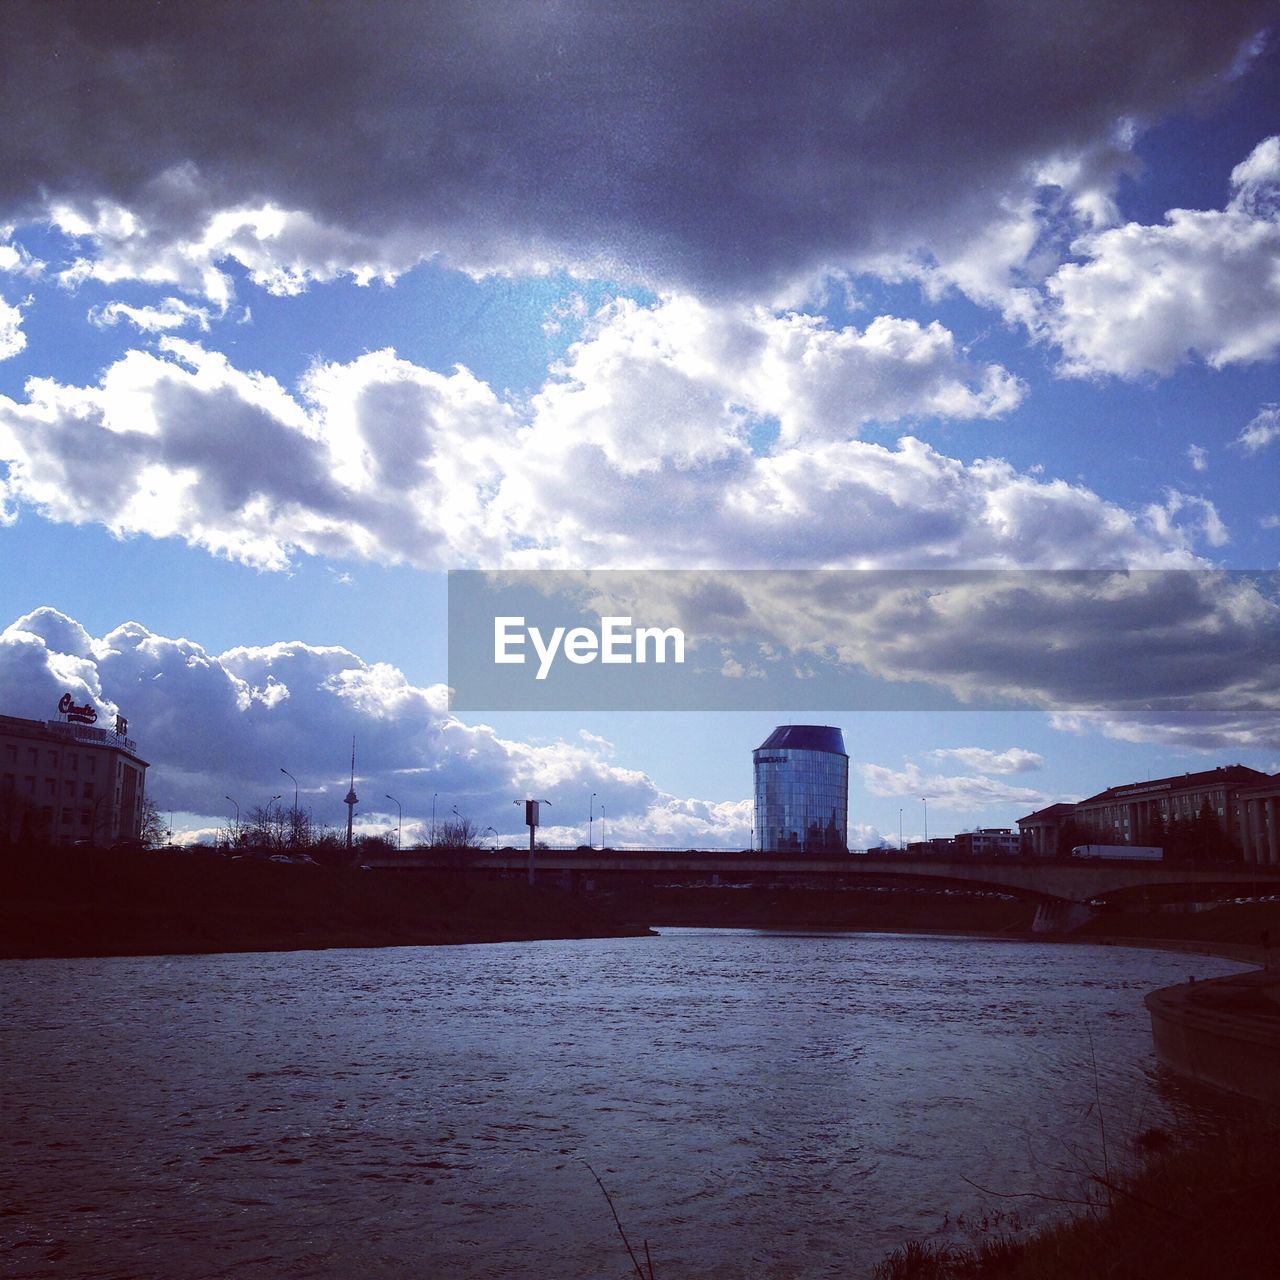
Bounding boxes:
1 1 1279 847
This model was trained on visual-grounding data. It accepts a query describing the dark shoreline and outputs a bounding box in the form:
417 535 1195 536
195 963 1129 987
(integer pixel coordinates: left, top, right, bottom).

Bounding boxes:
0 848 653 960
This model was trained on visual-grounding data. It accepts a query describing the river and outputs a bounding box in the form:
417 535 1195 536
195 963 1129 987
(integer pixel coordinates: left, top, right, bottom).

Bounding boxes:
0 929 1249 1279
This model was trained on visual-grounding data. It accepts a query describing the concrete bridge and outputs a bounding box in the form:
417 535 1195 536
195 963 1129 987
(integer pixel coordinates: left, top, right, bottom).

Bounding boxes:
363 848 1280 906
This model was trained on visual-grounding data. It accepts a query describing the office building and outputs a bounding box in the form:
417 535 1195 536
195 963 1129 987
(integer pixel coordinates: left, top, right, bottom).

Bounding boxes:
753 724 848 852
1019 765 1275 862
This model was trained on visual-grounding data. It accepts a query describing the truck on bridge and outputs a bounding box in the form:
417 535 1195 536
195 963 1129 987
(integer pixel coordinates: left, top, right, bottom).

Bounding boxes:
1071 844 1163 861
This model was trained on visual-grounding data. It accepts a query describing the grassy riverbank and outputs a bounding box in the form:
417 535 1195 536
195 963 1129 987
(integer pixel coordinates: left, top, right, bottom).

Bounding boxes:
873 1115 1280 1280
0 847 652 958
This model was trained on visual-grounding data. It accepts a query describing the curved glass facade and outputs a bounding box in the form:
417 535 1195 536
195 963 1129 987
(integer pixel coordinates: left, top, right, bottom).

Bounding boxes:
753 725 848 853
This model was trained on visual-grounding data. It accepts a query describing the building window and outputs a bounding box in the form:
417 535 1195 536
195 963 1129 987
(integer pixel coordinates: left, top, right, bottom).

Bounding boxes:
27 747 37 767
69 753 78 771
83 782 94 800
80 810 92 826
23 776 35 794
3 744 15 763
45 778 56 798
47 750 58 769
63 780 76 798
88 757 96 775
60 807 71 825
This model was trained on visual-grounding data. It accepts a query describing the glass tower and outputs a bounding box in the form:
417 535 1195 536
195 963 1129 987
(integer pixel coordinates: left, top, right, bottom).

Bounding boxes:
753 725 848 853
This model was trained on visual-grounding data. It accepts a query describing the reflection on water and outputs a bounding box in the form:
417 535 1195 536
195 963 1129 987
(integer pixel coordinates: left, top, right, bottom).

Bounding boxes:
0 929 1247 1279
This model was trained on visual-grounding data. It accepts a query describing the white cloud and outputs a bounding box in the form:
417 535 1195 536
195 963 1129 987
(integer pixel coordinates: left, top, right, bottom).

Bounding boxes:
1145 490 1228 549
860 761 1047 813
863 129 1142 326
1041 136 1280 377
1236 403 1280 452
1 300 1218 576
0 607 746 846
522 297 1023 473
0 237 43 279
52 174 431 309
0 293 25 360
89 296 214 333
1187 444 1208 472
926 747 1044 774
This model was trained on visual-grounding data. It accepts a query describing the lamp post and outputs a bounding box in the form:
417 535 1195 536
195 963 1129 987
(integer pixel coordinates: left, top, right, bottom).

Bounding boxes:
600 803 606 850
899 808 903 850
226 795 240 849
432 792 437 847
589 792 596 849
922 796 928 844
452 804 464 845
385 793 401 852
280 767 298 844
484 825 498 851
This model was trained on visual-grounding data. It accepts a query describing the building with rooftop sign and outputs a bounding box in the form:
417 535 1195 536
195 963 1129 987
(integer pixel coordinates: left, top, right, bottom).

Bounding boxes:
1 707 148 846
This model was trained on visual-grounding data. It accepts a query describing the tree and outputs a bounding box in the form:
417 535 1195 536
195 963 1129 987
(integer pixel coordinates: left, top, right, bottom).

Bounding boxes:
243 801 288 851
138 797 167 847
437 814 483 848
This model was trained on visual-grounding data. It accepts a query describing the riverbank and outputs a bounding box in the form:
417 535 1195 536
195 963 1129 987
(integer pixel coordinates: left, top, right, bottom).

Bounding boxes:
873 1112 1280 1280
0 848 652 958
634 884 1280 962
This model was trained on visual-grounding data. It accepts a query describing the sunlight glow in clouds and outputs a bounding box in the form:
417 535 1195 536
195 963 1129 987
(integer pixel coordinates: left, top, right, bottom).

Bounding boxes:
0 302 1224 574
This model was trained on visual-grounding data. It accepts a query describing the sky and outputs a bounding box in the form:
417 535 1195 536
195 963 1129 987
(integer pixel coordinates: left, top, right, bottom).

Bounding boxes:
1 1 1279 849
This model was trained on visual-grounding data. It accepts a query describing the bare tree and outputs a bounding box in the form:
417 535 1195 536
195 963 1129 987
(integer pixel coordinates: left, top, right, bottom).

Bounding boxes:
243 801 288 851
138 797 167 847
286 805 314 848
438 814 483 848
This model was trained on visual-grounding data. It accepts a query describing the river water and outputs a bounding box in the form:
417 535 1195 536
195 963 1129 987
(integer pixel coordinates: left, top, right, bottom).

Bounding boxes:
0 929 1248 1280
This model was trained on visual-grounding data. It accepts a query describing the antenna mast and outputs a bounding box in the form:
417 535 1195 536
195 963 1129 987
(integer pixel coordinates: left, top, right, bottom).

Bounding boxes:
344 735 358 852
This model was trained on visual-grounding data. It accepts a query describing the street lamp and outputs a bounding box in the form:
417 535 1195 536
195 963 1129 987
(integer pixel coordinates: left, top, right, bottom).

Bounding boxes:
922 796 928 844
452 804 464 845
280 767 298 844
226 795 240 850
432 792 438 847
600 803 606 849
899 808 903 850
385 793 402 851
589 792 597 849
484 825 498 851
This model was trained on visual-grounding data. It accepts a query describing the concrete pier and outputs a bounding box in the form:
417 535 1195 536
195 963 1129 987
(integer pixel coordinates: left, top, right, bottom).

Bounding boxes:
1145 967 1280 1104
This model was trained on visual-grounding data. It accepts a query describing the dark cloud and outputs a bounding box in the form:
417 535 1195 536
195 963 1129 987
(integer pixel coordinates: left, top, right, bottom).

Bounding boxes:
2 1 1273 293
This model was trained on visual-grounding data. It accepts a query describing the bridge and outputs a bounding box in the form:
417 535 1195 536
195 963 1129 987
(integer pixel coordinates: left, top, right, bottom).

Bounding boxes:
362 848 1280 906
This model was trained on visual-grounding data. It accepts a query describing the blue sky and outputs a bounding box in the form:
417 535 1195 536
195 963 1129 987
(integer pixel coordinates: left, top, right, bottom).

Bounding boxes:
1 2 1278 847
